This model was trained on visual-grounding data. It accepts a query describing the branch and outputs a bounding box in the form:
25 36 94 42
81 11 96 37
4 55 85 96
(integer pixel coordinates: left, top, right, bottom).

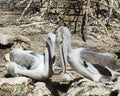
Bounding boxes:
90 14 114 41
18 0 33 22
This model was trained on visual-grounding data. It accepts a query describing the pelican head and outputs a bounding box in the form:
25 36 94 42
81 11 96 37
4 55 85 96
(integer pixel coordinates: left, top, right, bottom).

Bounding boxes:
39 32 56 78
57 26 71 73
57 26 71 48
46 32 56 65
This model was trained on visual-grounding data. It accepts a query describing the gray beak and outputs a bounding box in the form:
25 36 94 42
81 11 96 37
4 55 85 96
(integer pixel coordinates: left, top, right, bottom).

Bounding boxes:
59 39 67 73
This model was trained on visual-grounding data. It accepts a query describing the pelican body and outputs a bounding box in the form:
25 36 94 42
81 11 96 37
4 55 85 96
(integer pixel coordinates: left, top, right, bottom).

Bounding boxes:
57 26 120 82
6 32 56 80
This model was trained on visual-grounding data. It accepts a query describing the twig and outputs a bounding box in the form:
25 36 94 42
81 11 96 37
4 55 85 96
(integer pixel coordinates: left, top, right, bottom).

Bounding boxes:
93 1 120 15
88 1 114 40
108 0 113 23
90 15 108 34
81 12 86 42
20 21 48 27
0 65 6 72
90 14 114 41
80 0 90 41
15 0 28 8
18 0 33 22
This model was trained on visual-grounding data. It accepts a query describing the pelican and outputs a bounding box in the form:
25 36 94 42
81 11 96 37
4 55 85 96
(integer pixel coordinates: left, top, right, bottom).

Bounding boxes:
57 26 120 82
6 32 56 80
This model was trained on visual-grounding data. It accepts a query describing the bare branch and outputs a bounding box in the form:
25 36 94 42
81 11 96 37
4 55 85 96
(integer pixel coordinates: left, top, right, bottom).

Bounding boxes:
18 0 33 22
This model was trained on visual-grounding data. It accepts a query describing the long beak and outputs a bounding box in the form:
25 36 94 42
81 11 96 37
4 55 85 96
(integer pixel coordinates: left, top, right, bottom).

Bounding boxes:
45 40 54 77
59 40 67 73
46 41 51 64
46 37 56 67
51 40 55 64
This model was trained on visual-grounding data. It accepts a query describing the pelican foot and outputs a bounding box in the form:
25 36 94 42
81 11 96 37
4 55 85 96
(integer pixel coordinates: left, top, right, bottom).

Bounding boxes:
59 71 75 81
71 78 90 87
6 62 26 77
6 62 18 76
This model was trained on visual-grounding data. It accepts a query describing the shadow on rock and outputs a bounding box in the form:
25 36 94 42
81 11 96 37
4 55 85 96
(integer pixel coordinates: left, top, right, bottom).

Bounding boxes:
115 51 120 59
44 77 83 96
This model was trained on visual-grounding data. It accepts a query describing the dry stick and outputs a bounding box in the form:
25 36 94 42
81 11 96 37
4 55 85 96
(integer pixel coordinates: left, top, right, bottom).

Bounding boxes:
59 5 70 26
20 21 48 27
90 14 114 42
73 1 81 33
93 1 120 15
18 0 33 22
81 12 86 41
88 3 112 41
112 0 120 13
15 0 28 8
0 65 6 72
80 0 90 41
93 0 117 40
107 0 117 37
55 7 70 32
118 0 120 6
0 67 6 72
108 0 113 22
114 0 119 8
83 0 90 41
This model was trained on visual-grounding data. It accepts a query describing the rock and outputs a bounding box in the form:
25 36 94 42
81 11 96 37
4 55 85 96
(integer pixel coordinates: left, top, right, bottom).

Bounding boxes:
59 71 75 82
0 33 31 62
0 33 30 45
0 0 11 3
0 33 30 49
4 53 10 62
114 77 120 90
28 82 51 96
67 78 113 96
113 77 120 95
0 77 31 95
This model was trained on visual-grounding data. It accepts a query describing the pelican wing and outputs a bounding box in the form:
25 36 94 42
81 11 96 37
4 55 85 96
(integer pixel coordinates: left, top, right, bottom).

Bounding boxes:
30 52 44 57
80 51 117 70
83 61 112 76
93 64 112 76
10 49 44 69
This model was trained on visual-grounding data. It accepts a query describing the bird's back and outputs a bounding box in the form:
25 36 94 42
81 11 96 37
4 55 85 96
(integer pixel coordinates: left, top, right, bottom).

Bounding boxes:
10 49 37 69
80 50 117 70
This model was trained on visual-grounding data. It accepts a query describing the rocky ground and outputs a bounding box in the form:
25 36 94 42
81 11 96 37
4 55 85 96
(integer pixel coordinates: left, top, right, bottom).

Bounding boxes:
0 5 120 96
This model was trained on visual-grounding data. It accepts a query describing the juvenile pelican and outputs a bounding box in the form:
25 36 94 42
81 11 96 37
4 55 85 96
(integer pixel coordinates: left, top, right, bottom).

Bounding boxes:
6 32 56 80
57 26 120 82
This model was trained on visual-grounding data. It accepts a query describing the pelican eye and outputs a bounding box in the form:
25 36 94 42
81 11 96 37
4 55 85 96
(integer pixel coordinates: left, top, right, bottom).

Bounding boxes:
60 41 62 44
83 61 88 67
48 37 51 40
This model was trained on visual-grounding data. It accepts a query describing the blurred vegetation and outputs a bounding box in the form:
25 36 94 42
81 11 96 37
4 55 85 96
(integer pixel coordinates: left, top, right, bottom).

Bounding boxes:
0 0 120 41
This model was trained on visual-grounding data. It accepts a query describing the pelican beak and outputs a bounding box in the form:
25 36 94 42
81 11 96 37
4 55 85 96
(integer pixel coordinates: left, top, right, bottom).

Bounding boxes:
46 40 51 64
45 32 56 76
46 32 56 64
59 38 67 73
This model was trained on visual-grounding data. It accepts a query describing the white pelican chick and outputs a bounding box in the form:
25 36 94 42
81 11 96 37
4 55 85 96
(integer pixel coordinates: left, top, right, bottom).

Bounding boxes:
6 32 56 80
57 26 120 82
